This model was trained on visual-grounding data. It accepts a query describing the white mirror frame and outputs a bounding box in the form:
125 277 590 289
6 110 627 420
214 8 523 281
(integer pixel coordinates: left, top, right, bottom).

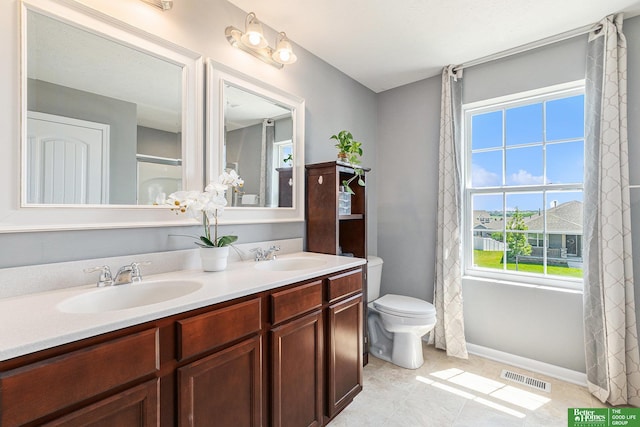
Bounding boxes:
207 60 305 224
3 0 203 232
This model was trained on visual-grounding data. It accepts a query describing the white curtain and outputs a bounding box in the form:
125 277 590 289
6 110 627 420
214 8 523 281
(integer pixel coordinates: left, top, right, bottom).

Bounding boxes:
583 13 640 406
431 65 468 359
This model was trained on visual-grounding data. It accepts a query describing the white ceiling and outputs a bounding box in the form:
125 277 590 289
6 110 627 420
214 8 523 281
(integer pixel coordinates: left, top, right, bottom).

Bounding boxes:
228 0 640 93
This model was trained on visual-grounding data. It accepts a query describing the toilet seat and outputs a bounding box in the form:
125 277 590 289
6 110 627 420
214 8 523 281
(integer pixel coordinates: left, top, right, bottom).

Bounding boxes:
373 294 436 320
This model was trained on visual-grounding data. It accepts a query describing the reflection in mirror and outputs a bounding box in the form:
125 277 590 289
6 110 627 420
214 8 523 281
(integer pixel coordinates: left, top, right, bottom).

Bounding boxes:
25 9 183 205
207 60 305 224
223 84 293 207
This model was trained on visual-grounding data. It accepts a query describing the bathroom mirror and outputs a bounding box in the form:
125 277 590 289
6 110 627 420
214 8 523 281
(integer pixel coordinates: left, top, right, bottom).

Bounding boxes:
207 61 305 224
4 0 203 231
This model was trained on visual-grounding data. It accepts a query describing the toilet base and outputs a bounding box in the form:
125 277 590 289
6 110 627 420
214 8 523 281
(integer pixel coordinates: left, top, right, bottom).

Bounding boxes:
369 332 425 369
391 332 424 369
368 310 432 370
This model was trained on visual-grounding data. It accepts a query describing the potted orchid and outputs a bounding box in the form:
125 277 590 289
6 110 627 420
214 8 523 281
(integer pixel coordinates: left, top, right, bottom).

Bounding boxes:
164 170 244 271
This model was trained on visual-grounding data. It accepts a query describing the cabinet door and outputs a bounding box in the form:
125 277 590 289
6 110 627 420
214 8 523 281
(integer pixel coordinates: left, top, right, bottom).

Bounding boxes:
178 335 262 427
326 294 363 418
271 310 323 427
43 379 159 427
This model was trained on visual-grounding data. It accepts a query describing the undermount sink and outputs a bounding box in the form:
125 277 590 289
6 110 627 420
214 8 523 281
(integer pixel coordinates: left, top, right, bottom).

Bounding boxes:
57 280 203 313
254 257 327 272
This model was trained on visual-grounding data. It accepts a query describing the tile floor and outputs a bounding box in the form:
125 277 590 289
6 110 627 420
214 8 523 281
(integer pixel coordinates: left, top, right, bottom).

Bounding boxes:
331 344 608 426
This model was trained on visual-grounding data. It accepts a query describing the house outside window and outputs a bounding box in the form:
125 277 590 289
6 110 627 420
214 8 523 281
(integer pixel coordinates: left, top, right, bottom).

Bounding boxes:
463 82 584 289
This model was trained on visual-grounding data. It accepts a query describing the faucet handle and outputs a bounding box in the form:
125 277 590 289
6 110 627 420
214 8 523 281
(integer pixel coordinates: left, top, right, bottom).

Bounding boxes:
250 247 265 261
130 261 151 283
268 245 281 260
84 265 113 287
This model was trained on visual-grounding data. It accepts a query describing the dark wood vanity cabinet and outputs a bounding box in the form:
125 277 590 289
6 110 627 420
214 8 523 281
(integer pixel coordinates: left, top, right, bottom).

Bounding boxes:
177 297 264 427
0 267 364 427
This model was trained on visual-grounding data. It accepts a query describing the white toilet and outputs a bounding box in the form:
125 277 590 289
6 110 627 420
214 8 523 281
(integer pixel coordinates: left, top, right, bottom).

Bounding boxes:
367 256 437 369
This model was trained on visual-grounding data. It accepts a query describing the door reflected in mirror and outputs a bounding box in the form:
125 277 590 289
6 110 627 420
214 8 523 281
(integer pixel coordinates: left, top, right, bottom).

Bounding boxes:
25 10 184 205
223 84 293 208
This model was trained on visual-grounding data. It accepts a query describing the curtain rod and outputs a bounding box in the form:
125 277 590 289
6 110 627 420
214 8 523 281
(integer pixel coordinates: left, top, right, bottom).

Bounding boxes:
453 22 601 72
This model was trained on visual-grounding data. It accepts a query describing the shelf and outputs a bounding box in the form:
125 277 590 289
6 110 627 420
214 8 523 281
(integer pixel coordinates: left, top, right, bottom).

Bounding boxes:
339 214 364 221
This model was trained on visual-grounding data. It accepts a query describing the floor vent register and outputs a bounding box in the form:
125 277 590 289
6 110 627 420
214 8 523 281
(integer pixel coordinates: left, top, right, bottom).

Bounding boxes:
500 369 551 393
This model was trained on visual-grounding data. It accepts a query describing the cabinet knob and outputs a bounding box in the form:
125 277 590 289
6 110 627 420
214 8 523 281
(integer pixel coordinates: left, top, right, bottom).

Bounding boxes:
318 175 323 185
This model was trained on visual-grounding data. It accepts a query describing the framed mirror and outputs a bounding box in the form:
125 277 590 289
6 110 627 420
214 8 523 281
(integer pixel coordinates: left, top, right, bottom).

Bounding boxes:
207 60 305 224
4 0 203 231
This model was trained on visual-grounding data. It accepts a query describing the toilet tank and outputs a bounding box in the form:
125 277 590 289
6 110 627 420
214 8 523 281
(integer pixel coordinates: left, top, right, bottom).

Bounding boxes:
367 256 383 302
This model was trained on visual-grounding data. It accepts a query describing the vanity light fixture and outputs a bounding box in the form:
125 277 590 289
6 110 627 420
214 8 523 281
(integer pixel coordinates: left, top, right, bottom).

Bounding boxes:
140 0 173 11
225 12 297 69
272 32 297 65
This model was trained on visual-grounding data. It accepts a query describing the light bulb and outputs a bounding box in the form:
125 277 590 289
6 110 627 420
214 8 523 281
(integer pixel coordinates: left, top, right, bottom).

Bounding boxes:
272 33 297 65
240 12 268 49
247 32 262 46
278 49 290 62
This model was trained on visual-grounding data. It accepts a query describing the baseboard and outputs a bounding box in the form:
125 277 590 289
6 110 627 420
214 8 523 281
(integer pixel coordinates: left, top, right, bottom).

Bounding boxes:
466 343 587 387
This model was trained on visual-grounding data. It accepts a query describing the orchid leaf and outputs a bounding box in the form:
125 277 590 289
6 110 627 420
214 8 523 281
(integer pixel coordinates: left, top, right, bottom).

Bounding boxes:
200 236 215 247
216 235 238 247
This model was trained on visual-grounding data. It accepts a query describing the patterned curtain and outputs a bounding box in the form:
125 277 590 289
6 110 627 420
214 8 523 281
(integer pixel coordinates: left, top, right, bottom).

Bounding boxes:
583 13 640 406
431 65 468 359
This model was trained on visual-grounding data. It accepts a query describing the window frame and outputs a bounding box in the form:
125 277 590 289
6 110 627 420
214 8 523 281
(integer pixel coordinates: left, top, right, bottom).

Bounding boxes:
462 81 585 290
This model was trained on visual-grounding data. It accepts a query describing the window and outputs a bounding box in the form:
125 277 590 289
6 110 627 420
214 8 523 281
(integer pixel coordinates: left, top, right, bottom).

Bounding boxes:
464 82 584 287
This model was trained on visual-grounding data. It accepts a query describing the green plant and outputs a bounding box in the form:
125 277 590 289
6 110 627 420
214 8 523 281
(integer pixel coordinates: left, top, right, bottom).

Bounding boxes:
283 153 293 166
505 208 532 262
331 130 363 164
330 130 365 194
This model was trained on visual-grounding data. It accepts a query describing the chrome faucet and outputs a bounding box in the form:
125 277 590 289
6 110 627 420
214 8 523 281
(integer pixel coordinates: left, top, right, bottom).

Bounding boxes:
85 262 150 287
84 265 113 287
250 245 280 261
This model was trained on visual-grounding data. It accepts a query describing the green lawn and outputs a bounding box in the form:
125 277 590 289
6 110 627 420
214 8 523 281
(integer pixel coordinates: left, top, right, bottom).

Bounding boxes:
473 250 583 278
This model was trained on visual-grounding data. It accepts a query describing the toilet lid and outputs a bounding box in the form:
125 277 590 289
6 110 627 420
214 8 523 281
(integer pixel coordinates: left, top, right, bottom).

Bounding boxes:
373 294 436 318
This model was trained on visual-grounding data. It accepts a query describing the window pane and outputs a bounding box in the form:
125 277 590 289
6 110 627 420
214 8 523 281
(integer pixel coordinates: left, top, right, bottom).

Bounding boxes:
472 194 504 271
546 141 584 184
546 191 583 237
506 103 543 146
505 193 543 235
472 151 502 187
505 146 543 186
546 234 583 278
546 95 584 141
505 230 538 273
472 111 502 149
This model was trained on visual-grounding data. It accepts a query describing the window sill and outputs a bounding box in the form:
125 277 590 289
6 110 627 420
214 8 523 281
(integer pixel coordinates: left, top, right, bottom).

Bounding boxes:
462 269 583 293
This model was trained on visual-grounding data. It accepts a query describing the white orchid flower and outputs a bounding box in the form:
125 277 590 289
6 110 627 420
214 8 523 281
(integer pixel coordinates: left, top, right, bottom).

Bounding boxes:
163 170 243 247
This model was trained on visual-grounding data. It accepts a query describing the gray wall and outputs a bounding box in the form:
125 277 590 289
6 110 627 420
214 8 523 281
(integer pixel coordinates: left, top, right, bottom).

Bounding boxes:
376 16 640 373
27 78 138 204
226 124 263 196
0 0 377 268
137 126 181 159
377 76 441 302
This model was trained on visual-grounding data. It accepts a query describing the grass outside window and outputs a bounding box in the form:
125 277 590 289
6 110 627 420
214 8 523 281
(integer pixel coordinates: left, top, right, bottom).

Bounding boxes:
473 250 583 278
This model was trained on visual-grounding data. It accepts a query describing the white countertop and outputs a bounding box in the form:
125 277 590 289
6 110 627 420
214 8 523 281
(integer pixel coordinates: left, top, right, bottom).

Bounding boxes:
0 252 365 362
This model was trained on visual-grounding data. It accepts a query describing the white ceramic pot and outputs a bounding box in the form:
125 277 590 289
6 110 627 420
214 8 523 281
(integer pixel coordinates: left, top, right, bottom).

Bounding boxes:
199 246 230 272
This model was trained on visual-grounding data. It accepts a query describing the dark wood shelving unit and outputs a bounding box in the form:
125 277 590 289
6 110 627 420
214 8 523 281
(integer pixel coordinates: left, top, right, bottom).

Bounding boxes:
305 161 369 258
305 160 370 365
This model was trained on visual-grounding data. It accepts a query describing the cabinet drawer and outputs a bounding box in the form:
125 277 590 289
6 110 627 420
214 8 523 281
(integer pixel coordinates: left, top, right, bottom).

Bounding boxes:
0 328 159 427
271 280 322 325
42 379 159 427
327 269 363 303
177 297 262 360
